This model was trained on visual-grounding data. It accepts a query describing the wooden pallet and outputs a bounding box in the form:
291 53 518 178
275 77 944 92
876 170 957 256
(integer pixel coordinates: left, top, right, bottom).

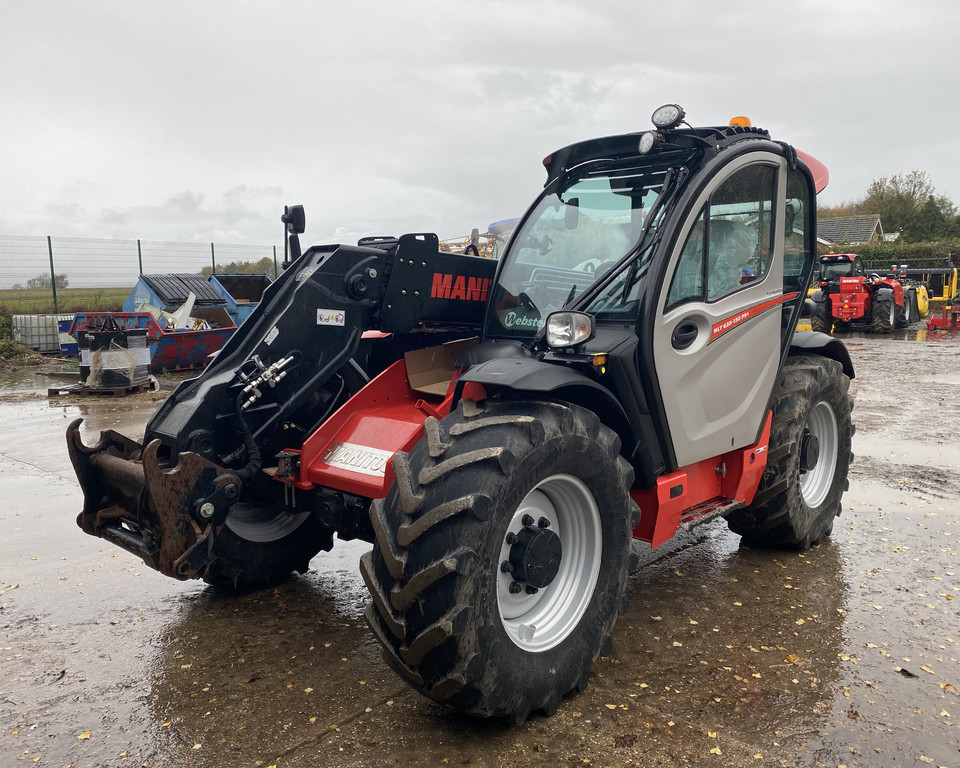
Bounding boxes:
48 378 160 397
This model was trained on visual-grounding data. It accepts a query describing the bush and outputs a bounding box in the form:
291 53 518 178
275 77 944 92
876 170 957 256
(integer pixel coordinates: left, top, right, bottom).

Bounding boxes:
819 238 960 270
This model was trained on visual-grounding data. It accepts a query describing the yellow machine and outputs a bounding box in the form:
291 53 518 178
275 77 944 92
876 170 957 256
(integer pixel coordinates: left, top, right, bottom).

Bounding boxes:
892 263 957 309
439 219 518 260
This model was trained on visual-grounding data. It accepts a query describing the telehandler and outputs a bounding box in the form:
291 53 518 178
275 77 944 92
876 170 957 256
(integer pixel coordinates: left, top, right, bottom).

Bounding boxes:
68 104 854 723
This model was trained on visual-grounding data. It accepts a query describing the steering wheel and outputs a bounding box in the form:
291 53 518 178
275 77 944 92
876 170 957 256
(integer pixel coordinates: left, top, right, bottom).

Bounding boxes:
573 258 601 273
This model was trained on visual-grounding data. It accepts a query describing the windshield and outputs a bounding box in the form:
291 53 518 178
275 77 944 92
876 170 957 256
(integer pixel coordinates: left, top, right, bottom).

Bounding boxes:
485 161 675 338
821 261 856 281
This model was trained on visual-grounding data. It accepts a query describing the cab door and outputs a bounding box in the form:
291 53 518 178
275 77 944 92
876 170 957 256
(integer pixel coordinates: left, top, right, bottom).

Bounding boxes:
652 152 788 468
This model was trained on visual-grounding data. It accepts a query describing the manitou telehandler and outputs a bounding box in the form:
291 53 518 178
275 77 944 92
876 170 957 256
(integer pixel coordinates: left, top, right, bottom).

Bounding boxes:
809 252 917 333
67 104 854 723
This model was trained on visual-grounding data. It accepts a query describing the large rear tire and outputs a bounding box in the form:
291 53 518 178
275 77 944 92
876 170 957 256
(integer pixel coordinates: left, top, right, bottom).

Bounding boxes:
871 293 894 333
726 355 853 549
360 399 638 722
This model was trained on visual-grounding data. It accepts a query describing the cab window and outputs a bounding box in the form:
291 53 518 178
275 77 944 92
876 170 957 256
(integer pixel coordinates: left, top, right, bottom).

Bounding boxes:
666 164 776 310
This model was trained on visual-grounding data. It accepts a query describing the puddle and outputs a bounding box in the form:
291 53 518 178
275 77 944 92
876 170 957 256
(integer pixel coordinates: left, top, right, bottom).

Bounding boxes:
1 330 959 766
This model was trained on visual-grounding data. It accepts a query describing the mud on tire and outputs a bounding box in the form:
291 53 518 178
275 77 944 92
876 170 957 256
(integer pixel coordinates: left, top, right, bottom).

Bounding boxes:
726 355 853 549
360 399 639 723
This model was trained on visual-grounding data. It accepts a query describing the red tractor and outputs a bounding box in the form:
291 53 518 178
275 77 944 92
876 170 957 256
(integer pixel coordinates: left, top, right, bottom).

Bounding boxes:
810 252 916 333
66 105 854 723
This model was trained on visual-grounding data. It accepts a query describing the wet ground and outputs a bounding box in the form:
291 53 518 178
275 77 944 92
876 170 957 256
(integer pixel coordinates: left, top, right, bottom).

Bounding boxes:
1 328 958 768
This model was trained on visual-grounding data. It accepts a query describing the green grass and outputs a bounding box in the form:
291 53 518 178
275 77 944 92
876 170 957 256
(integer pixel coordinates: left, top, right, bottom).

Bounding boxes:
0 287 128 315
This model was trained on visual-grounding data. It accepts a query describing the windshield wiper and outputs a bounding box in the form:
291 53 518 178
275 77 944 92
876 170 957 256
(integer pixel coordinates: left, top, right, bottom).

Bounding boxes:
618 165 686 304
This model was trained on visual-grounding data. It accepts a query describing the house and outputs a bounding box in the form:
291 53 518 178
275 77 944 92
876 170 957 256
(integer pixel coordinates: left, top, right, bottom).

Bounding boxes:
817 215 885 246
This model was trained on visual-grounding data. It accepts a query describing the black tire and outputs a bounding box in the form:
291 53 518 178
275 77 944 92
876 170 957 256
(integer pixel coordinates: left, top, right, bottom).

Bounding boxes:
894 297 907 328
360 399 639 723
203 507 334 590
810 300 832 333
726 355 853 549
904 288 919 324
871 293 894 333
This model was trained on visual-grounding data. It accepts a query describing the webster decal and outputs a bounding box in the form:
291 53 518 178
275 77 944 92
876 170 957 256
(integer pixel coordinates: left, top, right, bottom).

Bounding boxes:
503 311 541 328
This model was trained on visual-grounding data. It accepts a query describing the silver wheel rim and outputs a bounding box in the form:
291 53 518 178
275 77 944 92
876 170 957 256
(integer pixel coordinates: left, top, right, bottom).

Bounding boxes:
800 401 839 508
225 502 310 542
497 474 602 653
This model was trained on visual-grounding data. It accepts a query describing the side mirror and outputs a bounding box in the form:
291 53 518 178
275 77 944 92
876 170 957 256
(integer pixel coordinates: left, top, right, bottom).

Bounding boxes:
281 205 306 235
281 205 306 269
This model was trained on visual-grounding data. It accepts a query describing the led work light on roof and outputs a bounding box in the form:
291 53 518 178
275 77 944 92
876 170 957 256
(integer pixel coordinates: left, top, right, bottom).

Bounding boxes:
637 131 660 154
651 104 685 130
639 103 686 154
545 311 595 349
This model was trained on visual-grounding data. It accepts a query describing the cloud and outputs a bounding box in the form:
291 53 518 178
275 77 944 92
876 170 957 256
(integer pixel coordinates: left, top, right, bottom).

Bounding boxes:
3 0 960 246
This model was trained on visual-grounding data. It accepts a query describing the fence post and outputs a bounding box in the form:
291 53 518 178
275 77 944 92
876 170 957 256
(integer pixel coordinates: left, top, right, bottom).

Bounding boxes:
47 235 58 309
137 239 143 275
273 246 278 278
210 243 216 275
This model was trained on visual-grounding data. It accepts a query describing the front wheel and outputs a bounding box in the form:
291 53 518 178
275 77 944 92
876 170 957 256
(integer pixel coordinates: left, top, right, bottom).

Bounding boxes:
726 355 853 548
203 504 334 590
810 299 832 333
360 399 638 722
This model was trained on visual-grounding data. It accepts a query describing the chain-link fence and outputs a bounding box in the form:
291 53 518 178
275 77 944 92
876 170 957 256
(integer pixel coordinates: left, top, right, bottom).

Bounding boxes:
0 234 282 302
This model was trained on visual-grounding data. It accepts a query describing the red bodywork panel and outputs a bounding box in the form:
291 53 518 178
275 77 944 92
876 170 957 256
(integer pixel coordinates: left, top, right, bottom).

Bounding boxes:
288 360 485 499
796 150 829 194
829 276 904 322
831 276 871 322
632 412 772 547
280 355 772 552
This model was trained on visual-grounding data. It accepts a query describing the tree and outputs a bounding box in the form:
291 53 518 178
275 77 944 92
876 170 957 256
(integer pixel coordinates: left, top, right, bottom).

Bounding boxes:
818 170 960 244
900 195 957 242
201 257 276 278
26 273 69 290
860 171 937 233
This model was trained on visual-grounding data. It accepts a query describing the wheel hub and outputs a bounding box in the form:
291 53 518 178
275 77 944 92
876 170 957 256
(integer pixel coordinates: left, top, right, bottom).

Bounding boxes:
508 525 563 589
800 429 820 473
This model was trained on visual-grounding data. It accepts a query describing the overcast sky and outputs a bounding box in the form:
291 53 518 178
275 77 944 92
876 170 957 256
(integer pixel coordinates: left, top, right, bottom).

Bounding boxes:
3 0 959 249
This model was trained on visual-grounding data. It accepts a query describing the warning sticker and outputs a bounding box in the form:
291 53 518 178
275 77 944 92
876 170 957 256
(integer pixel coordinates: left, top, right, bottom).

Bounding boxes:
317 309 345 327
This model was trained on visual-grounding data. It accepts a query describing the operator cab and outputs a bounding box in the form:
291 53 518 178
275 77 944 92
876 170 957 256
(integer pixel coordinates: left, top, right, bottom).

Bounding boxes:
819 253 865 290
479 104 824 479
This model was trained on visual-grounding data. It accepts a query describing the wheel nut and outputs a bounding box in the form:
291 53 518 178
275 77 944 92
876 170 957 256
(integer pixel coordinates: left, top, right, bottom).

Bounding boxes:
521 514 535 527
537 517 550 529
525 585 539 595
500 561 514 573
505 532 517 545
509 582 523 594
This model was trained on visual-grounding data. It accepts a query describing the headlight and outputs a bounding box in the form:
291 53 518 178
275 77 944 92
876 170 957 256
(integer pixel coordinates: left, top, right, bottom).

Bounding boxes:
545 311 595 349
